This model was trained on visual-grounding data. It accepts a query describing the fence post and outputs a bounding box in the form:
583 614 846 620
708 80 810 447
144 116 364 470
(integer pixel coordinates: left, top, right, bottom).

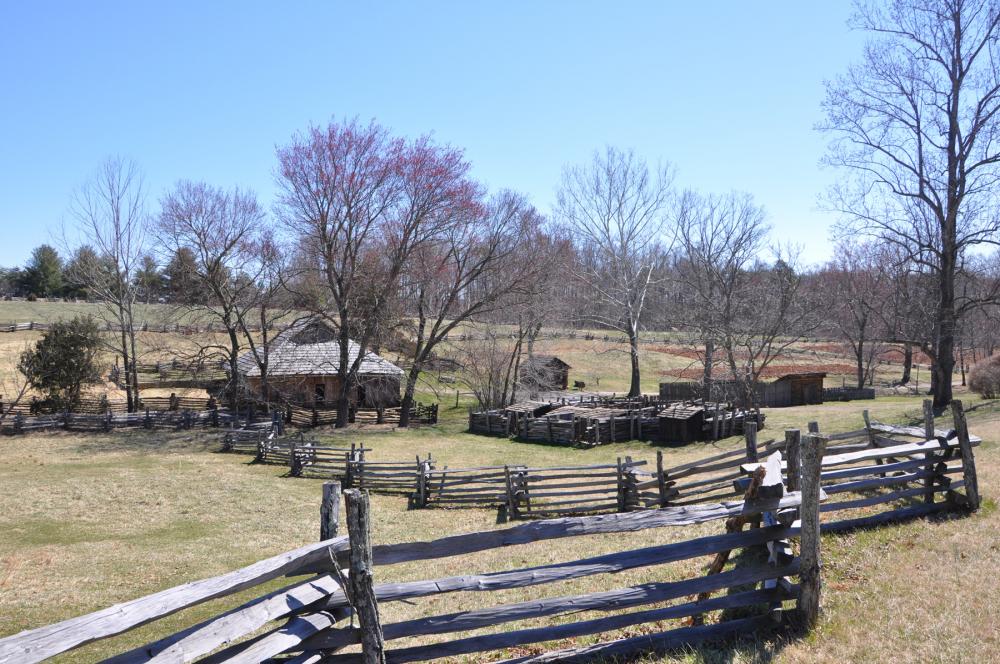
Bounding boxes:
503 465 518 519
920 399 937 504
14 412 23 435
950 400 980 511
785 429 801 492
744 421 759 463
798 432 826 629
63 409 71 430
289 439 300 477
416 457 428 508
344 489 386 664
615 457 625 512
807 421 819 434
656 450 668 506
321 481 341 540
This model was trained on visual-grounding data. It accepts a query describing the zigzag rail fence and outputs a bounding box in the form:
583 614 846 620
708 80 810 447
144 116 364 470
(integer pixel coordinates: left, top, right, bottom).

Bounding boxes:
0 402 982 662
0 445 823 664
233 401 982 528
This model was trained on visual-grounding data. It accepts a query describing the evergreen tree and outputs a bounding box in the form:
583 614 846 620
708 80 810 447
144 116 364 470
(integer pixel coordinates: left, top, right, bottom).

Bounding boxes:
18 315 102 410
20 244 63 297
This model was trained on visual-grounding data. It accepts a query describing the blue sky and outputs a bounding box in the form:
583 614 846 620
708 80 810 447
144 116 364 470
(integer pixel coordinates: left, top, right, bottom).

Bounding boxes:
0 1 862 268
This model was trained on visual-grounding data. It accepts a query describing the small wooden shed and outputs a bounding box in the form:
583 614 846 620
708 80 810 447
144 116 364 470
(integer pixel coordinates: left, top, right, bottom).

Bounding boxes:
763 372 826 407
657 403 705 443
520 355 571 391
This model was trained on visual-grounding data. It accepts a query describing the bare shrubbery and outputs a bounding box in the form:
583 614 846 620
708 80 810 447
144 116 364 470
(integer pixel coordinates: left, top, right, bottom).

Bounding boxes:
969 355 1000 399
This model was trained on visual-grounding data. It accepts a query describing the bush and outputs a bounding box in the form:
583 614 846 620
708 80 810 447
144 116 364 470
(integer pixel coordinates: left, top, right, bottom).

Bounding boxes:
17 315 102 411
969 355 1000 399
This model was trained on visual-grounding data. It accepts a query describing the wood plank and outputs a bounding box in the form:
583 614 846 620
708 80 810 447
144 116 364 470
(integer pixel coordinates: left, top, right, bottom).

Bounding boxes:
0 537 349 664
303 562 798 651
495 615 774 664
294 493 811 573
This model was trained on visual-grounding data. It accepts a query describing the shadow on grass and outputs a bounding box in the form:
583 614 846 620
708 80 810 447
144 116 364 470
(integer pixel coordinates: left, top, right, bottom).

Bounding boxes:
68 428 222 455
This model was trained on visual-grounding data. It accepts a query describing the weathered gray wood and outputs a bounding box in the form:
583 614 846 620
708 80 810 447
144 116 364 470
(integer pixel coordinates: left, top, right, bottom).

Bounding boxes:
345 489 385 664
0 537 349 664
315 525 795 614
745 422 759 462
951 400 980 511
661 447 748 477
785 429 801 492
105 575 340 664
798 432 825 628
741 436 975 475
868 420 981 443
204 611 339 664
321 481 341 540
921 400 936 504
294 492 812 574
304 563 798 652
822 501 952 533
495 615 773 664
127 575 340 664
318 601 783 663
821 482 959 513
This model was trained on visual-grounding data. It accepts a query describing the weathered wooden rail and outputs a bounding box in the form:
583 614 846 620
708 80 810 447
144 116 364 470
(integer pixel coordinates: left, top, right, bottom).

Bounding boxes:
0 451 822 663
1 407 245 435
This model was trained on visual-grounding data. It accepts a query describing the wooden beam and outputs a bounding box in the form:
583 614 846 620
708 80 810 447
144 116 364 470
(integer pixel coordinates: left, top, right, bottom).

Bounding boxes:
345 489 386 664
797 432 825 628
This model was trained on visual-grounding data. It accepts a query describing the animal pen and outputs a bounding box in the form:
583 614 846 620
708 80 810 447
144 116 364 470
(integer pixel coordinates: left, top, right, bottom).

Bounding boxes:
468 396 764 446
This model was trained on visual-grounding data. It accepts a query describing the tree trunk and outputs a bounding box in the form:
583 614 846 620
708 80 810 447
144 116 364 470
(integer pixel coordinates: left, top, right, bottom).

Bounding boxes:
627 322 641 397
118 323 134 413
855 340 865 390
934 258 956 408
703 339 714 397
900 343 912 384
336 386 351 428
398 365 420 429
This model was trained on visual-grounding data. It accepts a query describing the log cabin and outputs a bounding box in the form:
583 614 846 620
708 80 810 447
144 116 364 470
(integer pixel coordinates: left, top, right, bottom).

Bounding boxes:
237 318 404 407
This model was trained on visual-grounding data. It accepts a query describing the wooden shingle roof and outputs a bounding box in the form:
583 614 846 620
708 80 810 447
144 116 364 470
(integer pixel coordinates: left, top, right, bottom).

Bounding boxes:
237 318 404 378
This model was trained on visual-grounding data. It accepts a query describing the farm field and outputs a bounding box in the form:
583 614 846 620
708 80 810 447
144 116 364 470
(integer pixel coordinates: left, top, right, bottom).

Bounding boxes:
0 392 997 662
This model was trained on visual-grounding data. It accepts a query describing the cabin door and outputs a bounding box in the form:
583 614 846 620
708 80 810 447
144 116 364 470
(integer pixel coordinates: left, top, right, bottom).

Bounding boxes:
314 383 326 405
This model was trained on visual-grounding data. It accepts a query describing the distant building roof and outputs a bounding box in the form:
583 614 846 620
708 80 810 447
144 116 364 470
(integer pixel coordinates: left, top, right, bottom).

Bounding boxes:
237 318 404 378
524 355 571 369
773 372 827 382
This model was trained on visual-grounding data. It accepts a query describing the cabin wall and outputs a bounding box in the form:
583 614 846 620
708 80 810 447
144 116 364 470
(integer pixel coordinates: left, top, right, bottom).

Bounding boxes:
244 374 400 407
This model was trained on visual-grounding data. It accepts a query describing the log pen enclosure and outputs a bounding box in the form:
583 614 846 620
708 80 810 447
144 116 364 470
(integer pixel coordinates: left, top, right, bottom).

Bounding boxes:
469 397 764 447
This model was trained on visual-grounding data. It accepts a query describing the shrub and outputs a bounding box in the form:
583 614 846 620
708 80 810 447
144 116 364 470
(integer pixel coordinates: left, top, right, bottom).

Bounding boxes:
17 315 102 411
969 355 1000 399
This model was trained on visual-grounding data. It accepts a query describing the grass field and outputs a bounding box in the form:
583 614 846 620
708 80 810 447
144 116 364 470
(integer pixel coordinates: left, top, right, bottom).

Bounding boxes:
1 392 997 662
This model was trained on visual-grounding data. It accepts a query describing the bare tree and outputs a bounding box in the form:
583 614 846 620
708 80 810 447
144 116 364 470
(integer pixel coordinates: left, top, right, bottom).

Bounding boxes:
397 191 544 426
275 118 478 427
555 147 674 397
66 157 147 412
820 240 891 388
674 191 770 393
158 181 268 408
822 0 1000 407
676 191 816 409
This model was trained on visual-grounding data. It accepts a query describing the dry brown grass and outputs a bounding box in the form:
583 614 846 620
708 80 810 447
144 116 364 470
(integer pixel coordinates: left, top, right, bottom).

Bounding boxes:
0 392 997 662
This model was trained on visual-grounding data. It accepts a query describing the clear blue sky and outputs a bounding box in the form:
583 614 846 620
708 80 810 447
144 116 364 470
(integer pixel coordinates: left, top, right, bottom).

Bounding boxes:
0 1 862 268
